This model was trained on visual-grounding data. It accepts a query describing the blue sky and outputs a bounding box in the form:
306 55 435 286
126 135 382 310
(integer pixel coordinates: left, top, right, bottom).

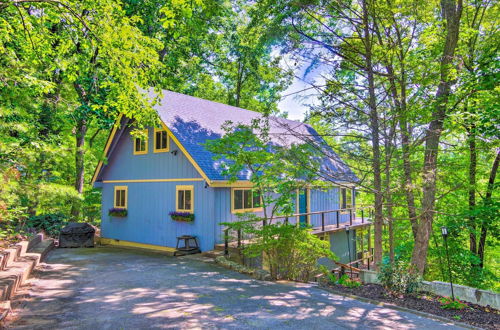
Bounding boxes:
276 57 324 121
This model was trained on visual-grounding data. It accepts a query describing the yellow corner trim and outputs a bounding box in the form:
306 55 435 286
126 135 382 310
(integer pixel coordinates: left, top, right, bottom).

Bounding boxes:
153 127 170 153
91 114 124 185
133 128 149 155
103 178 204 183
99 238 176 254
160 122 212 184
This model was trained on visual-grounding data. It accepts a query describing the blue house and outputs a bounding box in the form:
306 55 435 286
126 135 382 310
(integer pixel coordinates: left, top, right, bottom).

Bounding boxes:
92 90 370 262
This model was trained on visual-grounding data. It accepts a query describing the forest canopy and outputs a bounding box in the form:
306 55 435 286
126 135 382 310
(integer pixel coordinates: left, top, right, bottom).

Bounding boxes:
0 0 498 291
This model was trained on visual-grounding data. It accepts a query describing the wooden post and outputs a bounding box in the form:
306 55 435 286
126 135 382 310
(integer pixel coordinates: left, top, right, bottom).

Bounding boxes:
367 226 371 270
321 212 325 232
360 228 364 265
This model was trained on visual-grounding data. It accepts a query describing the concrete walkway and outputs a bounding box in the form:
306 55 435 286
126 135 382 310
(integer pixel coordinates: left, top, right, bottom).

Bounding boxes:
5 247 462 329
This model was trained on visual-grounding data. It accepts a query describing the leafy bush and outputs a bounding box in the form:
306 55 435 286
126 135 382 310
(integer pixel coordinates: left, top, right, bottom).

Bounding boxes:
230 217 336 282
378 260 422 296
26 213 68 237
439 296 468 310
336 274 362 288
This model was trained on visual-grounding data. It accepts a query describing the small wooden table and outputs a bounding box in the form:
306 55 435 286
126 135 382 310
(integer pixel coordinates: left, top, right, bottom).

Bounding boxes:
174 235 200 256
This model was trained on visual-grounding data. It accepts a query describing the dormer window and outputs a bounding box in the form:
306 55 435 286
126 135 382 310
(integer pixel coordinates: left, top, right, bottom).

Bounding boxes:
133 129 148 155
154 128 169 153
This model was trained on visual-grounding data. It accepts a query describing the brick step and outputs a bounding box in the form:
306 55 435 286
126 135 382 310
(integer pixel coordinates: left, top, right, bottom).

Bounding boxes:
0 234 44 271
0 235 54 322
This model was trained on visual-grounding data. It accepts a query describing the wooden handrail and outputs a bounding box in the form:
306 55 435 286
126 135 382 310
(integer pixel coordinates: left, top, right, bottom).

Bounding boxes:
272 206 374 220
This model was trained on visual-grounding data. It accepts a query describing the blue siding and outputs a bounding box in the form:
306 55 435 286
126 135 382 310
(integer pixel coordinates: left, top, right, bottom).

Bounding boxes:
100 126 216 251
101 126 201 180
310 187 351 227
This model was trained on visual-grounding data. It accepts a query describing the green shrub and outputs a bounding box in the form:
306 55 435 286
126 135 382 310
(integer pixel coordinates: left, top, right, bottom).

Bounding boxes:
439 296 468 310
229 217 336 282
337 274 362 288
378 260 422 296
27 213 68 237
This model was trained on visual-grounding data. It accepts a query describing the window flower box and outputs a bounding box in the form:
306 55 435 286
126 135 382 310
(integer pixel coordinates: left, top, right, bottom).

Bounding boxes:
169 211 194 222
108 208 128 217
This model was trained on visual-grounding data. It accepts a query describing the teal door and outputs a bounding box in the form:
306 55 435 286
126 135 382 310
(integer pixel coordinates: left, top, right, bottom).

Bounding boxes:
298 189 308 226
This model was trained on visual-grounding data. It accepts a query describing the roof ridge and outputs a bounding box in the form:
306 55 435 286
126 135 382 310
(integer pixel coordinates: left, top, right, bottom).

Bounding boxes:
161 89 307 128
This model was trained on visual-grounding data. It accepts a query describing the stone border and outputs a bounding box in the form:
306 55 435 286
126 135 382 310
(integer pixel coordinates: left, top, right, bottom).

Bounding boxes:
360 269 499 310
0 234 55 322
318 283 480 330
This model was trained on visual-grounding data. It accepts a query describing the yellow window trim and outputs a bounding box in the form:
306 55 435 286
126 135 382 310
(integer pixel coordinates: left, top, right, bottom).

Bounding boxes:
113 185 128 209
176 185 194 213
133 129 148 155
231 188 263 214
153 128 169 153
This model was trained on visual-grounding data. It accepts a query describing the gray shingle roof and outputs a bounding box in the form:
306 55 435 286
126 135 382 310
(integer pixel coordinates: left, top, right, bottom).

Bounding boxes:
152 90 358 183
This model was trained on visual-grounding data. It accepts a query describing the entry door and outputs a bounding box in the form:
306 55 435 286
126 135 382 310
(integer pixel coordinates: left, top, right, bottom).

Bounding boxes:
298 189 309 226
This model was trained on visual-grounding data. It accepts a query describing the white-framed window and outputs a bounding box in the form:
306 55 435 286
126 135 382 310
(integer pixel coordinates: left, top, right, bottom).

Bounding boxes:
114 186 128 208
231 188 262 213
176 185 194 213
154 128 169 153
340 187 353 210
133 129 148 155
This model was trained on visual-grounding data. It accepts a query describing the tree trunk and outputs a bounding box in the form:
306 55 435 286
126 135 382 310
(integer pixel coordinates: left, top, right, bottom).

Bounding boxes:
477 148 499 267
362 0 384 269
71 118 87 218
466 122 477 257
410 0 463 274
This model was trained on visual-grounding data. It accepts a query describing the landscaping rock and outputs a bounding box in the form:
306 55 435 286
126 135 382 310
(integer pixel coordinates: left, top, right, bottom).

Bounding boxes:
59 223 95 248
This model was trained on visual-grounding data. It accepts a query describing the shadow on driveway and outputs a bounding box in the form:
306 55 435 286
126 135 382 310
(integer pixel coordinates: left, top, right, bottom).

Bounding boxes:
6 247 461 329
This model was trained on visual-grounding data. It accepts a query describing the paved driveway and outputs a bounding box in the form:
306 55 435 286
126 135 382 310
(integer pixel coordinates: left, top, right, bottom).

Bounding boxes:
6 247 461 329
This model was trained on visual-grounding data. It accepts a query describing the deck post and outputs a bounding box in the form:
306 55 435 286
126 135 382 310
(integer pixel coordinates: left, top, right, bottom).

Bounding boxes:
349 209 353 226
224 228 229 256
321 212 325 232
367 226 371 270
336 211 340 228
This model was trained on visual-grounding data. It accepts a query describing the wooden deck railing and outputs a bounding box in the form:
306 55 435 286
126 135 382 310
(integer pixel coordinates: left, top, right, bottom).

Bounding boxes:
222 206 374 256
272 206 374 232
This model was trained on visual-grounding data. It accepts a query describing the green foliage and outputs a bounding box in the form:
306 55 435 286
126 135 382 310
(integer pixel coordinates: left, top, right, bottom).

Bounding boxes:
336 274 362 288
439 297 468 310
378 260 422 296
229 218 335 282
26 213 68 238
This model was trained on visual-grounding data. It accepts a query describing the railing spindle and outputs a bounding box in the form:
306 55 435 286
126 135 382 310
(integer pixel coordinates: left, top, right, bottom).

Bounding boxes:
349 209 353 226
321 212 325 232
336 211 340 228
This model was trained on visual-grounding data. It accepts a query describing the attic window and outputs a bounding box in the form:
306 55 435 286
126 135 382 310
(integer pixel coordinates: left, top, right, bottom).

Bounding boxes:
154 128 169 153
133 129 148 155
